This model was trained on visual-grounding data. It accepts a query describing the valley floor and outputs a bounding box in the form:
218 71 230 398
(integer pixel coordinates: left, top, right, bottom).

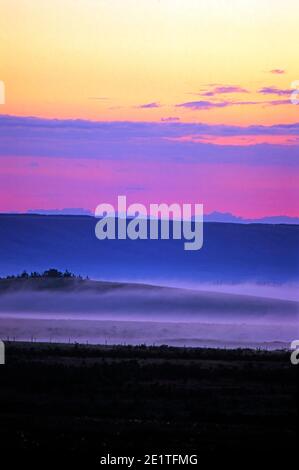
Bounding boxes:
0 341 297 464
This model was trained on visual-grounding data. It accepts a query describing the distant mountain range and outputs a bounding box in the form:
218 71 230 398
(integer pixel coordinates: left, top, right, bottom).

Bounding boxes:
0 214 298 284
24 209 299 225
204 212 299 225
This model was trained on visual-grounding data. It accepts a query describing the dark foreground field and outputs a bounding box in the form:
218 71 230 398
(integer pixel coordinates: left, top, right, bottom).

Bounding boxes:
0 342 298 464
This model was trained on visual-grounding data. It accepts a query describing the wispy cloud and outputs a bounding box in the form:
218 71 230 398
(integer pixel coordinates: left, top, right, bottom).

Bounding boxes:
176 99 260 110
176 100 230 110
269 69 285 74
264 99 291 106
0 115 298 166
177 97 291 110
199 85 249 97
136 102 161 109
259 86 290 96
171 133 299 146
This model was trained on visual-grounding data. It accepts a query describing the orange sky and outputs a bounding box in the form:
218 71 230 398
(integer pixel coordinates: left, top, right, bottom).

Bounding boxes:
1 0 299 124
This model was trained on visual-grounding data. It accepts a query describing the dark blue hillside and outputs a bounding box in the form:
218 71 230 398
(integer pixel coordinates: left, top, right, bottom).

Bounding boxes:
0 214 298 284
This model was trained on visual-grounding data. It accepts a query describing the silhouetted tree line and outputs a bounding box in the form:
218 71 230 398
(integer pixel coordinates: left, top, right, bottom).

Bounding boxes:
1 268 86 280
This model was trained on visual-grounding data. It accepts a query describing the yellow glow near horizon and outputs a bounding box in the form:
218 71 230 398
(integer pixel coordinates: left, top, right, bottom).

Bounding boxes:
0 0 298 123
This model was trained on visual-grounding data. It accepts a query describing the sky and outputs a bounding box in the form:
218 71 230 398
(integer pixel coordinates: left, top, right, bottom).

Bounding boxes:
0 0 299 217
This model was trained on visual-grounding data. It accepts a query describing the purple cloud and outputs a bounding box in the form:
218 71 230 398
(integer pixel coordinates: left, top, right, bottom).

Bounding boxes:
176 99 262 110
137 102 161 109
176 100 230 110
264 99 291 106
259 86 290 96
200 85 249 97
0 115 298 168
2 115 299 137
177 97 292 110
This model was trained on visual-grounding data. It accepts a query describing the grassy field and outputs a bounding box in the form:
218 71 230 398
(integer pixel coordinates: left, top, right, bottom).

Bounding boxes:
0 341 297 464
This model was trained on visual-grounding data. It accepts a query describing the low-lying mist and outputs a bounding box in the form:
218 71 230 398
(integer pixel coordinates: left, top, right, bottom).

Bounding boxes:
0 284 298 323
0 282 298 349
